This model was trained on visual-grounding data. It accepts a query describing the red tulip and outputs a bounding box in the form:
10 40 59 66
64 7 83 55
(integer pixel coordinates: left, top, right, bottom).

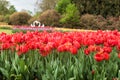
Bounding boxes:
103 46 112 53
94 53 104 62
118 53 120 59
91 70 95 75
72 40 81 49
1 43 11 50
39 50 49 57
84 49 90 55
88 45 96 52
44 44 53 52
64 42 72 51
57 45 66 52
103 52 110 60
16 45 20 51
17 51 22 56
69 46 78 55
19 45 28 54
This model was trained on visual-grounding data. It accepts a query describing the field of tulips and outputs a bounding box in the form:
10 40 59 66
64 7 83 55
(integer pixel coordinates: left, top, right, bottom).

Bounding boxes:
0 30 120 80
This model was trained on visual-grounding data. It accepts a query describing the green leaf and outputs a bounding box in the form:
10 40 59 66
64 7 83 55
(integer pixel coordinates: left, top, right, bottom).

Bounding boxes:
0 67 9 78
18 60 25 73
12 61 18 74
42 75 48 80
15 74 22 80
118 70 120 80
54 66 58 79
68 77 76 80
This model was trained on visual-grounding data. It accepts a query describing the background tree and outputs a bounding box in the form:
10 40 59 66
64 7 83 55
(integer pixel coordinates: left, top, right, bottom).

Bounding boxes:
60 3 80 28
9 12 31 25
36 0 58 12
8 5 16 14
38 9 61 26
3 5 17 23
55 0 71 14
0 15 5 22
72 0 120 17
21 9 33 15
0 0 17 23
0 0 9 15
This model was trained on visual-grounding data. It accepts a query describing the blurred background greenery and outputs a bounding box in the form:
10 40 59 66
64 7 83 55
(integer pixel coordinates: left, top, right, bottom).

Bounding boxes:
0 0 120 31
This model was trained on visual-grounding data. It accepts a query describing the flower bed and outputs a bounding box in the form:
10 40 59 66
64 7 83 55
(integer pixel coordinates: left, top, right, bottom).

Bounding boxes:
0 30 120 80
12 26 55 33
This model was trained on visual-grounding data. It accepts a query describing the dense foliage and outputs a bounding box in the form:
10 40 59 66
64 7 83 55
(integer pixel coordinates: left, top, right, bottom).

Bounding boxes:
60 3 80 28
0 0 9 15
55 0 71 14
72 0 120 17
1 0 120 30
0 0 16 23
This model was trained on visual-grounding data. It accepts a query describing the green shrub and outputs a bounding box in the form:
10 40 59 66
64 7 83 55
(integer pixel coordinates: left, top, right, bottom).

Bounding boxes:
105 16 120 30
80 14 98 29
0 15 10 23
55 0 71 14
60 3 80 28
38 10 61 27
4 15 10 23
94 15 120 30
79 14 120 30
9 12 31 25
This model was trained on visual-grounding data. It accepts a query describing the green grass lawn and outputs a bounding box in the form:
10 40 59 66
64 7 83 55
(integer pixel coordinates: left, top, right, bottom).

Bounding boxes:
0 29 12 34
